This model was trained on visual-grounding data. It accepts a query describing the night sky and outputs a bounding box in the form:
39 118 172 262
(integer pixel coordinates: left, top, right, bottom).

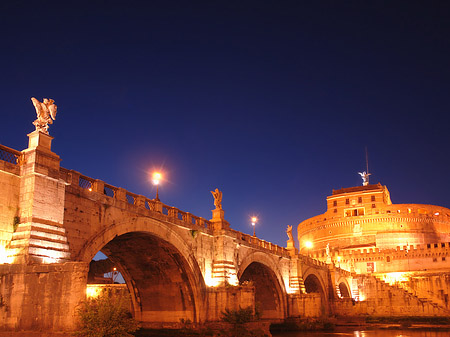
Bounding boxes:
2 1 450 249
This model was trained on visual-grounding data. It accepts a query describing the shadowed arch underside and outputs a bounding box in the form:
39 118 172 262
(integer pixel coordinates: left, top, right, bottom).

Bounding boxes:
338 281 351 298
240 262 284 319
304 274 325 295
98 231 200 325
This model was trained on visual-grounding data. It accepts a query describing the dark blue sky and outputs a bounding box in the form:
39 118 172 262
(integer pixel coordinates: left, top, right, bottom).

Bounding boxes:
2 1 450 248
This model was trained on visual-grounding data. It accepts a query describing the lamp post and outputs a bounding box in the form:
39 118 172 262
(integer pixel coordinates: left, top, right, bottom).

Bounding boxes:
152 172 162 201
251 216 258 237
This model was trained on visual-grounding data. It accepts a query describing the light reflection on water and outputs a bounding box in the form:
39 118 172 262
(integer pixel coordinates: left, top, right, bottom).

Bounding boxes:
272 330 450 337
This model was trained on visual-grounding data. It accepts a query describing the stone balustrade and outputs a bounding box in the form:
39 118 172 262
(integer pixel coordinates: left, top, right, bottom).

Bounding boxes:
228 228 290 257
2 146 290 257
58 168 293 254
59 167 214 231
0 144 21 165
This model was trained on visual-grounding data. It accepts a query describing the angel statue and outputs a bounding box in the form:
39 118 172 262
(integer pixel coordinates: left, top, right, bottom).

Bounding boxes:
286 225 294 242
358 171 371 186
31 97 57 135
210 188 222 209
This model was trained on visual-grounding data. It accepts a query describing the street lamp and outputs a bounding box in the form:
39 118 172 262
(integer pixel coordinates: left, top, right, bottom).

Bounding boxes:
251 216 258 237
305 240 313 257
152 171 162 201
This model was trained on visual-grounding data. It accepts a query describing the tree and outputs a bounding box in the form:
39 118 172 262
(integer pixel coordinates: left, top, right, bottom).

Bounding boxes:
74 288 140 337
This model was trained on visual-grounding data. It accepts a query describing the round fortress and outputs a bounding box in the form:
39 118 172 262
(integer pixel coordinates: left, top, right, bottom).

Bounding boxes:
297 183 450 254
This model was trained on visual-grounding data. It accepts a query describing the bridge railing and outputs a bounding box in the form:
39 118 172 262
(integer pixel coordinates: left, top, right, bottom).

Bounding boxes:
299 254 328 269
0 144 21 165
61 168 213 231
229 229 290 257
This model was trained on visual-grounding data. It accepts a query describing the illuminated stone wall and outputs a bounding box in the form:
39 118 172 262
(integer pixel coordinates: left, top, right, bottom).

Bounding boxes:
0 155 20 259
333 274 447 316
0 262 88 332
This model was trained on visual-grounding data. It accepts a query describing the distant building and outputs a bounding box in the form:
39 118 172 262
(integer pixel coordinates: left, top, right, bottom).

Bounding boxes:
298 183 450 254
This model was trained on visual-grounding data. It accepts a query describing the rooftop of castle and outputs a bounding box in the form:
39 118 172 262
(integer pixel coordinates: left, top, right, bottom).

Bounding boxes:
331 183 384 196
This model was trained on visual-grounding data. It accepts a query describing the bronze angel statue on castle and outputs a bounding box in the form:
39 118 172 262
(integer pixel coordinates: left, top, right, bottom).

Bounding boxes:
31 97 57 135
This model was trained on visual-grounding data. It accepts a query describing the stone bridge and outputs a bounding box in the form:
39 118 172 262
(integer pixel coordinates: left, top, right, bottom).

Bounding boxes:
0 131 352 333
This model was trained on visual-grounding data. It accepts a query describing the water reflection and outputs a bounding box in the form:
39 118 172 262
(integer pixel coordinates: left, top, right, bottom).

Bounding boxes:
272 330 450 337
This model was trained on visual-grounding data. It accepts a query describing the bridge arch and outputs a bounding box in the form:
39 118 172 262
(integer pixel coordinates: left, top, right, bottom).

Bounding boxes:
237 251 287 319
77 216 206 325
336 277 351 298
302 268 327 296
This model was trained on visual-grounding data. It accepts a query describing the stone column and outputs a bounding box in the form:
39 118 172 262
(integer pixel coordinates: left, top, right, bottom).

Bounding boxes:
210 208 237 286
8 131 70 264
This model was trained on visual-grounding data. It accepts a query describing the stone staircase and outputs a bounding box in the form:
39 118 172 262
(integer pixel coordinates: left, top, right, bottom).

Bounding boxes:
376 274 450 313
366 274 450 316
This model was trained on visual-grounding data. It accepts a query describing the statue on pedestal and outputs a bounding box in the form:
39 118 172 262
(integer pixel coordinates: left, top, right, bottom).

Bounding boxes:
31 97 57 135
358 171 371 186
210 188 222 210
286 225 294 242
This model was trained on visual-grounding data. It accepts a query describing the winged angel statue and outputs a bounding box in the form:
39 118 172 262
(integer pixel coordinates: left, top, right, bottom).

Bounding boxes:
31 97 57 134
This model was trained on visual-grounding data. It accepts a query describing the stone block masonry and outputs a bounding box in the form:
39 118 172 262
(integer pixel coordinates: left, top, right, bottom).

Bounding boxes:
0 262 89 332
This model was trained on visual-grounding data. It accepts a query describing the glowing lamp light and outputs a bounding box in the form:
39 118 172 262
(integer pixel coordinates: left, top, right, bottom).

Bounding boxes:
86 285 101 298
251 216 258 236
305 241 313 249
152 172 162 185
151 171 163 201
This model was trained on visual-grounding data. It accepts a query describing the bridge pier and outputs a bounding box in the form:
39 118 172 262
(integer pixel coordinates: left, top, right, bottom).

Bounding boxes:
0 262 88 332
7 131 70 264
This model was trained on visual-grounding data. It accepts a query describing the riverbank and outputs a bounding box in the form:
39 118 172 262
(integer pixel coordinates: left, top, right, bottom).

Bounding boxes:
270 316 450 335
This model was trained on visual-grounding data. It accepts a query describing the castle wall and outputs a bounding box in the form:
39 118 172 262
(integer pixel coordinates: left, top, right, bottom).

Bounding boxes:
334 274 447 317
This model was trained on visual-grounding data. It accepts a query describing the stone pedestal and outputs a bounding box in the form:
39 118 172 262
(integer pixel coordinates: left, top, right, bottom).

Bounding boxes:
27 130 53 152
209 208 235 285
210 208 230 231
7 131 70 264
287 239 298 255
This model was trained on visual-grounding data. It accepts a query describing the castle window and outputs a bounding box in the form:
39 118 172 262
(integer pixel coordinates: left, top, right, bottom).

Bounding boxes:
358 197 362 203
344 207 365 217
442 243 446 248
386 256 390 262
333 200 337 207
334 209 337 213
345 198 349 205
372 204 376 208
442 257 446 262
433 257 438 262
371 195 375 202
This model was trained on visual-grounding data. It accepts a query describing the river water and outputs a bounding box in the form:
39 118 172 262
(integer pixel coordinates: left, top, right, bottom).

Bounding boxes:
272 330 450 337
